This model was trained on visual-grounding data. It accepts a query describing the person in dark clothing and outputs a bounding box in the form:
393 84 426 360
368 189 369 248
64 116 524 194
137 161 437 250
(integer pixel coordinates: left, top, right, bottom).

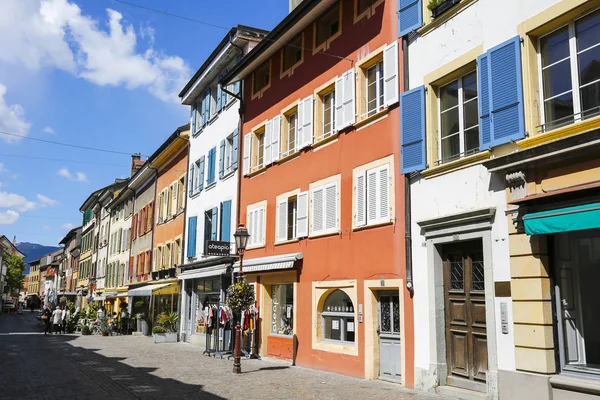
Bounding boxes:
29 301 34 313
42 306 52 335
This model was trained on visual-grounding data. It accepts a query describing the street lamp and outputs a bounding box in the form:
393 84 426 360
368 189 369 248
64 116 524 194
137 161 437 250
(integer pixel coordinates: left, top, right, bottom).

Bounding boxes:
232 224 250 374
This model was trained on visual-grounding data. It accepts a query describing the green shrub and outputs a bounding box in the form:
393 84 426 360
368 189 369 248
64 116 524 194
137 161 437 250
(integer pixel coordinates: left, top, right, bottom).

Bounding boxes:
152 326 166 334
156 312 178 333
427 0 445 10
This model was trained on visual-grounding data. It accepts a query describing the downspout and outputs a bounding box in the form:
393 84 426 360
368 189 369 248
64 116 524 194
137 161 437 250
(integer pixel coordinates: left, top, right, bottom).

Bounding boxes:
175 132 190 270
402 36 414 296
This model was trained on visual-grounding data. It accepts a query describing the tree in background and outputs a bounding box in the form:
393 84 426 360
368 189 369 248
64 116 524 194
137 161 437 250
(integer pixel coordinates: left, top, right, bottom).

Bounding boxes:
5 255 25 296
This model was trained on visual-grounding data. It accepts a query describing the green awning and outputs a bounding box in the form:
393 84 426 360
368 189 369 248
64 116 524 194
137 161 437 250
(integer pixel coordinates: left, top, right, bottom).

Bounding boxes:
523 202 600 235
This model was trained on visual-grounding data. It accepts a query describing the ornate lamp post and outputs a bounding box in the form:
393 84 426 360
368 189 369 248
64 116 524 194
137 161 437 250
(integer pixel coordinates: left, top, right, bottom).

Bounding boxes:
232 224 250 374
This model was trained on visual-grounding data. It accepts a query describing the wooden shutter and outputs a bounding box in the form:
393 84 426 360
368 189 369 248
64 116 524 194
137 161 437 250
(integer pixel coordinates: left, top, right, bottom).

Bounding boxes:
137 211 143 237
220 200 232 243
139 253 144 275
258 207 265 246
243 134 251 175
311 186 324 234
379 164 390 221
383 42 399 107
488 36 525 146
188 165 194 196
247 210 255 246
129 256 134 279
277 199 288 242
198 156 205 191
342 69 356 128
367 168 378 224
219 139 226 179
355 172 366 227
217 85 223 112
398 0 423 37
117 229 122 253
187 216 197 258
324 182 338 231
300 95 314 148
148 201 154 231
191 104 197 133
171 185 177 215
334 76 344 132
478 53 492 150
400 86 427 173
132 214 137 240
211 207 218 241
296 191 308 238
264 119 272 165
232 128 239 171
271 115 281 162
145 250 151 274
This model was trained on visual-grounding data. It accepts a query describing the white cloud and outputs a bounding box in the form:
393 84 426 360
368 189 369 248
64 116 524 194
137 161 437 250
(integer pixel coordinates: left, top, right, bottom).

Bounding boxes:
0 0 191 103
61 222 74 230
42 126 55 134
0 83 31 143
0 210 19 225
37 193 58 207
57 167 88 182
0 191 36 211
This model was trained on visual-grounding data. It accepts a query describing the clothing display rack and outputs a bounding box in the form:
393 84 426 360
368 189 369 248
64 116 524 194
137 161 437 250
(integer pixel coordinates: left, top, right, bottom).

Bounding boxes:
228 306 260 360
203 303 233 358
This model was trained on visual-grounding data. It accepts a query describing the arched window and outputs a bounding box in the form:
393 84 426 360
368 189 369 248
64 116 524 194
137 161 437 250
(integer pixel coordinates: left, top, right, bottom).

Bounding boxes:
322 289 355 343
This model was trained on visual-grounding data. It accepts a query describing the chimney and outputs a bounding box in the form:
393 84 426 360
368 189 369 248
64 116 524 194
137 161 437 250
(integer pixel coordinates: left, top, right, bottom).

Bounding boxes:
131 153 143 177
289 0 303 13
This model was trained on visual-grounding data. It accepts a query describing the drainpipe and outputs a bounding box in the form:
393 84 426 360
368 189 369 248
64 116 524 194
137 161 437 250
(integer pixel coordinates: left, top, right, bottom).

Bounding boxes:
176 132 190 270
402 36 414 296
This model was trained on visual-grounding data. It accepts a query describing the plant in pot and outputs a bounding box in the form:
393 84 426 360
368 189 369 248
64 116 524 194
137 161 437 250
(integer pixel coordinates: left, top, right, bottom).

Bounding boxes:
158 268 167 279
81 325 91 336
153 312 179 344
151 271 159 280
167 266 177 278
427 0 460 18
134 300 150 336
98 315 111 336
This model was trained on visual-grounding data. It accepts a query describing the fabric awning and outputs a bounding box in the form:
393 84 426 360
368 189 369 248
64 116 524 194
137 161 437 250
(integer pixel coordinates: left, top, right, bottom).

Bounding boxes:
523 202 600 235
179 264 229 280
92 295 105 301
127 282 175 297
233 252 303 274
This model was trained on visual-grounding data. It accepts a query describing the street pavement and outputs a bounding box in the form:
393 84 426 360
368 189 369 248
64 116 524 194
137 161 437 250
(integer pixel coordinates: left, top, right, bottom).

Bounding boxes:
0 311 445 400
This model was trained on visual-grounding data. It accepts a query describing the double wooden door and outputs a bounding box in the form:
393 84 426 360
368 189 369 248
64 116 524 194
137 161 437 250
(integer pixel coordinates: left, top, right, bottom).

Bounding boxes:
442 240 487 389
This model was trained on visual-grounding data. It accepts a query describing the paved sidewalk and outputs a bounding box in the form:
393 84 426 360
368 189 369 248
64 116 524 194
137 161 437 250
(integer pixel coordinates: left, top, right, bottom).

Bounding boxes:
0 311 445 400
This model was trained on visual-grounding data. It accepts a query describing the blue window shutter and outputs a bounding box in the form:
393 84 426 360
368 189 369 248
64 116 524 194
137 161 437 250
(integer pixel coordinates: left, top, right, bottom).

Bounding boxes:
219 139 225 179
198 156 205 191
217 85 223 112
400 86 427 174
398 0 422 37
207 147 216 184
188 165 194 197
211 208 218 241
220 200 232 243
488 36 525 146
477 53 492 150
187 216 197 258
206 151 212 185
231 128 239 171
191 104 197 133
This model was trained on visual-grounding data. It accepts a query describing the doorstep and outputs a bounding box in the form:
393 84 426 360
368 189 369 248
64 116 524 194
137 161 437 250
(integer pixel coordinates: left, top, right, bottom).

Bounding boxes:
436 385 487 400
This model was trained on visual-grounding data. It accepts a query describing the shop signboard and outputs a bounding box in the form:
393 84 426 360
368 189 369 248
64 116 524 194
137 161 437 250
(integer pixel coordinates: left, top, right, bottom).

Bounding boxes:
205 241 231 257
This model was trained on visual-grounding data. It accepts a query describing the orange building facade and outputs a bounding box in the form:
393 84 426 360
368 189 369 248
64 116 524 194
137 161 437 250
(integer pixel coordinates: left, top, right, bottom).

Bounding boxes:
224 0 413 385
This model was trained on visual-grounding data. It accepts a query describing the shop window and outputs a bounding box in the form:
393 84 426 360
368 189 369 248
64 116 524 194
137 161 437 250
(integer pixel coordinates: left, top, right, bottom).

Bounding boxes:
281 33 304 78
271 284 294 336
252 60 271 99
539 9 600 132
314 2 341 53
438 71 479 163
321 289 355 343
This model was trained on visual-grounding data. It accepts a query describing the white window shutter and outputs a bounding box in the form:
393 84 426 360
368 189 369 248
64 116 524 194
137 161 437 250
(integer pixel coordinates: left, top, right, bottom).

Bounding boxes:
342 69 355 127
272 115 281 162
312 187 324 234
383 42 399 107
172 184 177 215
296 191 308 238
247 210 255 246
277 199 288 242
243 134 251 175
355 172 366 227
265 120 272 165
379 164 391 221
334 76 344 132
297 100 304 153
325 183 338 231
366 168 378 224
258 207 265 246
301 95 314 148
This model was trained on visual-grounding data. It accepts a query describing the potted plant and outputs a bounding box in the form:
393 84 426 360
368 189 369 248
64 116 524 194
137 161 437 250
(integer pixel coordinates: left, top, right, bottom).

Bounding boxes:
98 315 110 336
81 325 91 336
134 300 149 335
152 312 179 344
158 268 167 279
427 0 460 18
167 267 177 278
151 271 159 280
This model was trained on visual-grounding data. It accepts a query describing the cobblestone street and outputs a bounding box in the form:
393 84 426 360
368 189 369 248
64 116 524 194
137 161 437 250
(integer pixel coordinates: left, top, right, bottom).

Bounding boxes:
0 311 446 400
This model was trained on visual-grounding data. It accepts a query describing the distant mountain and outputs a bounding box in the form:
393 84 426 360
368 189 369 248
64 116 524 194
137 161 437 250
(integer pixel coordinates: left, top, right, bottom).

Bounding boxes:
16 242 61 274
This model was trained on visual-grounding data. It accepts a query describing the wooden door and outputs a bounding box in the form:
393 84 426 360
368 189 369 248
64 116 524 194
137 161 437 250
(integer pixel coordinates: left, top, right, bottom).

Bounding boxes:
442 240 487 387
378 292 401 381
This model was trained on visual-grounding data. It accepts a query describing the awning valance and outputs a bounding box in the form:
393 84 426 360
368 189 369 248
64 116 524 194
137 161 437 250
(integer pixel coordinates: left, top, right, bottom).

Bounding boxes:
179 264 229 280
523 202 600 235
127 282 176 297
233 253 303 274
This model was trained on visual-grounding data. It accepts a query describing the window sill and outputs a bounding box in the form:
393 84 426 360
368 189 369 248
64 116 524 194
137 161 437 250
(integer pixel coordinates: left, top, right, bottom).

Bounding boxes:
418 0 478 37
550 374 600 394
518 115 600 150
247 166 267 178
309 230 340 239
246 244 266 251
314 340 358 356
269 333 294 339
354 107 389 130
193 127 203 138
221 170 236 181
208 113 219 126
277 150 301 165
274 238 301 246
225 98 237 110
422 150 491 179
205 181 217 191
353 220 394 232
312 132 339 149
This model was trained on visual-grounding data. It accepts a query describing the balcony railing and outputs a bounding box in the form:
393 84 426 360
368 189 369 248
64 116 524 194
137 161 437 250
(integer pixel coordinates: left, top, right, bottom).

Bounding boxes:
538 107 600 134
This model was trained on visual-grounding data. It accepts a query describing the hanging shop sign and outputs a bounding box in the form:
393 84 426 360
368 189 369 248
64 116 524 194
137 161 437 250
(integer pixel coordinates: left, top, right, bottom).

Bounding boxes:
205 241 231 257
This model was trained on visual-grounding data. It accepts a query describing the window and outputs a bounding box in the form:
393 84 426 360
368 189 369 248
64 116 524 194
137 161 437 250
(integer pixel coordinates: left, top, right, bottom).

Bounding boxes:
539 10 600 131
276 192 308 242
354 161 392 227
203 208 218 254
271 284 294 335
323 90 336 139
322 290 355 343
366 61 384 118
438 71 479 163
174 239 181 266
283 110 297 157
225 134 234 173
252 61 270 97
315 2 341 51
310 177 340 236
256 130 265 170
247 204 266 248
177 177 185 210
357 0 376 15
281 34 304 76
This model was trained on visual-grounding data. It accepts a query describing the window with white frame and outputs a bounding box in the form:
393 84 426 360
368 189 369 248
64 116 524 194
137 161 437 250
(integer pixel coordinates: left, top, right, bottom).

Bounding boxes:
323 90 336 139
366 61 384 117
276 192 308 242
321 289 355 344
256 131 265 170
247 205 266 248
539 9 600 131
284 111 297 157
354 162 392 227
177 177 185 211
438 71 479 163
310 178 339 236
225 134 234 174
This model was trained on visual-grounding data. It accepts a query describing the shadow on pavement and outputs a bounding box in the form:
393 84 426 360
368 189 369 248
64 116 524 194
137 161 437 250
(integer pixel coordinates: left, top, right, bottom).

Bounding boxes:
240 365 290 374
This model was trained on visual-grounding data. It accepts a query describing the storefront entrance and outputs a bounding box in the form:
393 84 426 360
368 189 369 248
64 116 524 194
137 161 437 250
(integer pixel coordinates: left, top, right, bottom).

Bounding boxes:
442 240 487 390
378 291 401 382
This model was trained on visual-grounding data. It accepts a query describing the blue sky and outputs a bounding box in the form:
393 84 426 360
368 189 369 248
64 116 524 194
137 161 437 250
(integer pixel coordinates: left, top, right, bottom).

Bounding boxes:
0 0 287 246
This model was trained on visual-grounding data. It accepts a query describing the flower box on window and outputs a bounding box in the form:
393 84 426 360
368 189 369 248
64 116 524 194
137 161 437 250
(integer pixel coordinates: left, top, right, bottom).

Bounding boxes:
167 267 176 278
151 271 159 281
158 269 167 279
429 0 460 18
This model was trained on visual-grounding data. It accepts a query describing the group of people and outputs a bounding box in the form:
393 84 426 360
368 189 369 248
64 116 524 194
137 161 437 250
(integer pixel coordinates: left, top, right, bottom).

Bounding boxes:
41 304 71 335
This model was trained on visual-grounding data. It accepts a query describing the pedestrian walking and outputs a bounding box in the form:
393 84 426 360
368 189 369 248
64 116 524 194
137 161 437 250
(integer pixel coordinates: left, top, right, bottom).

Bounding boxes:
52 306 62 334
62 306 70 334
30 301 35 313
42 306 52 335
